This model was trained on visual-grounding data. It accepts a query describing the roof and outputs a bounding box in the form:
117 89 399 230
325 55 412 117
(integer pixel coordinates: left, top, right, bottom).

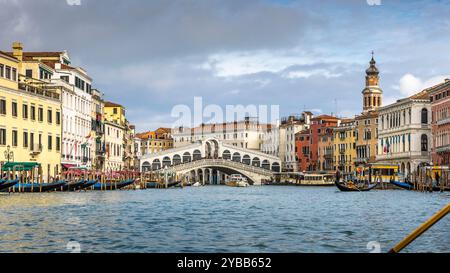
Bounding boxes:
312 114 339 121
409 89 430 100
104 101 124 108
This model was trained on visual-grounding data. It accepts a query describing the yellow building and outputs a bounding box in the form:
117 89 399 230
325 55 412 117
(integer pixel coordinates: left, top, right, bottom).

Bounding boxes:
0 50 62 179
333 118 356 174
136 128 173 155
104 101 126 171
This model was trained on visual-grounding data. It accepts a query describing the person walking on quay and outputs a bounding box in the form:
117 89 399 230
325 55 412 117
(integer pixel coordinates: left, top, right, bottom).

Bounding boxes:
435 172 440 187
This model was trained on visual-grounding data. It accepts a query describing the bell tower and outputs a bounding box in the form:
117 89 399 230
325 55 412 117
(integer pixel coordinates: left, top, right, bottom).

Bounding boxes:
362 52 383 112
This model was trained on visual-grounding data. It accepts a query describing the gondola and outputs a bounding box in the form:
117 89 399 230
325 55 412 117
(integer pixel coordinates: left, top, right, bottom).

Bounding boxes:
56 180 87 192
145 181 159 188
92 179 135 191
6 181 67 193
334 180 377 192
0 180 19 191
390 181 414 190
77 180 98 190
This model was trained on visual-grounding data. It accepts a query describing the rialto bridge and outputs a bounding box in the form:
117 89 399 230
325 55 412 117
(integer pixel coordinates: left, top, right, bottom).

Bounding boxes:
139 138 281 185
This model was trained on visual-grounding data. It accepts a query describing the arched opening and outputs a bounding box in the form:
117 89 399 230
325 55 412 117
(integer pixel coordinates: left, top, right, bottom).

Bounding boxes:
193 150 202 161
401 162 405 175
162 157 171 167
407 162 411 175
262 160 270 170
421 108 428 124
232 152 241 162
152 159 161 170
272 162 280 172
183 152 192 163
421 134 428 152
222 150 231 160
242 155 251 165
252 157 261 167
173 154 182 165
142 161 151 172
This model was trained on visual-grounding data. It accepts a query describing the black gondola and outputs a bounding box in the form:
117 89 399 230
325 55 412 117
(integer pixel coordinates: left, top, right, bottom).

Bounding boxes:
335 180 377 192
56 180 87 192
0 180 19 191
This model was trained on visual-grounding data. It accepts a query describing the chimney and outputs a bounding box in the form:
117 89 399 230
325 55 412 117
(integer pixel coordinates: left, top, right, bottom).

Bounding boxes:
12 42 23 61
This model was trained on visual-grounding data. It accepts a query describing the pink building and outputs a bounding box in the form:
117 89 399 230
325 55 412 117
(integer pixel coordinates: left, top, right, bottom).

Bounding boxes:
430 79 450 165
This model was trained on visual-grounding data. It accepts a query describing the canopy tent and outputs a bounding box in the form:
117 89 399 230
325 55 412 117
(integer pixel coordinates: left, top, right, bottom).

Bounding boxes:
1 162 40 171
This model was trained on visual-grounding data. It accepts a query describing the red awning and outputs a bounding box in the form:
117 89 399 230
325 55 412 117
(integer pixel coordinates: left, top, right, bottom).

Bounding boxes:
62 164 77 169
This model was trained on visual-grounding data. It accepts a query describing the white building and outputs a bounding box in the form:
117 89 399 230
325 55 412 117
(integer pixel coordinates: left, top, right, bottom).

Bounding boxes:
172 117 271 151
260 125 279 157
279 112 312 172
376 90 432 175
104 120 125 171
49 61 93 169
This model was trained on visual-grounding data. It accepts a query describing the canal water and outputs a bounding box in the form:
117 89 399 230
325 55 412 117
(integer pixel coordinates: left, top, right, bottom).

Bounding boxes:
0 186 449 253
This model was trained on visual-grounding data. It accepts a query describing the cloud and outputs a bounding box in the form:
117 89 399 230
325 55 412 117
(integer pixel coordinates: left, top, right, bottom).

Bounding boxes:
396 74 450 97
1 0 450 130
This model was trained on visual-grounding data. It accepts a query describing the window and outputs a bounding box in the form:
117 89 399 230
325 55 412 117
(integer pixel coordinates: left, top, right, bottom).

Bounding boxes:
113 108 118 114
23 131 28 148
60 76 69 83
38 107 43 122
12 68 17 81
56 111 61 125
30 133 34 149
12 130 18 147
30 105 36 120
23 104 28 119
12 102 17 117
56 136 61 151
25 69 33 78
5 66 11 80
421 134 428 152
47 109 52 123
0 128 6 145
0 64 3 77
48 135 52 150
421 108 428 124
0 99 6 115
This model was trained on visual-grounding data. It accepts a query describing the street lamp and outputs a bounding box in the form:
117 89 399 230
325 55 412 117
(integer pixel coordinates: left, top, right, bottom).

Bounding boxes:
4 145 14 163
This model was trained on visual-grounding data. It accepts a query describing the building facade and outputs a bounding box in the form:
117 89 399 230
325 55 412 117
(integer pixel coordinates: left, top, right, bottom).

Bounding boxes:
136 128 173 156
172 117 269 151
429 79 450 165
91 88 105 171
333 118 356 174
103 102 126 171
0 49 62 179
280 112 312 172
376 90 431 175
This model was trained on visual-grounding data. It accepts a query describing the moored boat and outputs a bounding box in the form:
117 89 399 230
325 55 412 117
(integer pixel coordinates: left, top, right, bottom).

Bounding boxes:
334 180 377 192
390 181 414 190
0 180 19 191
92 179 136 191
7 181 67 193
225 174 250 187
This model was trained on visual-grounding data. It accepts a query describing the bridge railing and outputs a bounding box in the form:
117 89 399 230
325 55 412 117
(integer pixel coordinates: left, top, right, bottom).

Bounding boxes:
140 142 202 158
159 158 274 176
221 143 281 161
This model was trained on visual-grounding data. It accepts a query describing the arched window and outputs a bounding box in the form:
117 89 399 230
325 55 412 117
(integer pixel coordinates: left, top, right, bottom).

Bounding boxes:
242 155 251 165
421 134 428 152
252 157 261 167
152 159 161 170
271 162 280 172
262 160 270 170
222 150 231 160
421 108 428 124
142 161 151 172
232 152 241 162
193 150 202 161
183 152 191 163
162 157 171 167
173 154 182 165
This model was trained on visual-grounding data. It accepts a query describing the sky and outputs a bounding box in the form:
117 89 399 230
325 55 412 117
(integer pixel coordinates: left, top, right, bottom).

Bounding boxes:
1 0 450 131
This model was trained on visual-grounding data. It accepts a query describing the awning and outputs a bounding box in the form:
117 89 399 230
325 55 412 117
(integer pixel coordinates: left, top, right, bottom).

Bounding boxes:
62 164 77 169
1 162 40 171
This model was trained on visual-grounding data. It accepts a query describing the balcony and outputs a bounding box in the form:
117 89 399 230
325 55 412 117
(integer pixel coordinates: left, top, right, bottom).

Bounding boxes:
30 144 43 155
18 82 60 101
